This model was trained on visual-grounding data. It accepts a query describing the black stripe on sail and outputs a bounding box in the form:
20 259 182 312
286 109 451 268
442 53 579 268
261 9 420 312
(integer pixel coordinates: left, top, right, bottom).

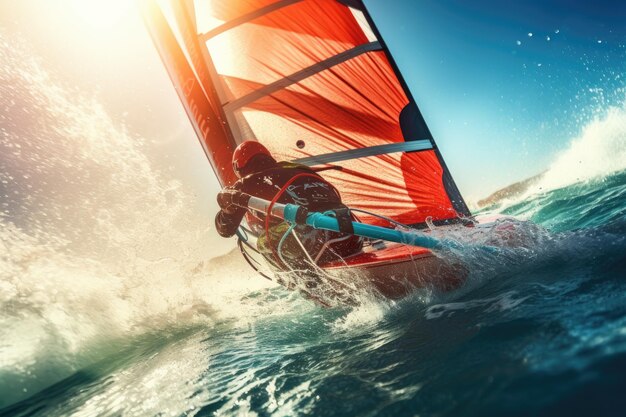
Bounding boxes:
293 141 433 166
200 0 303 41
224 41 383 112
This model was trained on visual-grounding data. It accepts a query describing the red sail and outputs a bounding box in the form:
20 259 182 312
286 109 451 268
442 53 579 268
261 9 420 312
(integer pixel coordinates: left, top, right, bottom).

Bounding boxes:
144 0 470 225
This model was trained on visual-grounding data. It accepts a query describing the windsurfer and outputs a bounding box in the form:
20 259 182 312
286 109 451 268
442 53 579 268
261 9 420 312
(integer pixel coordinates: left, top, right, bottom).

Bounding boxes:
215 141 363 271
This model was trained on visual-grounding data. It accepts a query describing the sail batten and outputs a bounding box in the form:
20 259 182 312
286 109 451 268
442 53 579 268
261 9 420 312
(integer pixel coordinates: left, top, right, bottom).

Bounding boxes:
224 41 382 112
293 140 433 166
199 0 303 41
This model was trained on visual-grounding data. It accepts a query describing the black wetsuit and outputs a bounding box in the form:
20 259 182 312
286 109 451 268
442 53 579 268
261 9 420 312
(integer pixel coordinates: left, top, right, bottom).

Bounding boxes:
215 162 362 266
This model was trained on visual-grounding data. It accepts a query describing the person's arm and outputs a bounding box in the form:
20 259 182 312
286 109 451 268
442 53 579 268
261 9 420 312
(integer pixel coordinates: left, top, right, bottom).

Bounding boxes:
214 186 247 238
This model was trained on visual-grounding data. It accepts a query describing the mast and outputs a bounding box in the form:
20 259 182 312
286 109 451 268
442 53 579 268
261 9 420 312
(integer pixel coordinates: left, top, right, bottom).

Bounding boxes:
141 0 237 185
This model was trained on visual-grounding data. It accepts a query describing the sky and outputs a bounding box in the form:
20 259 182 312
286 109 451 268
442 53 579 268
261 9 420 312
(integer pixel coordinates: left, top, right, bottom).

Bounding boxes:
1 0 625 208
366 0 626 198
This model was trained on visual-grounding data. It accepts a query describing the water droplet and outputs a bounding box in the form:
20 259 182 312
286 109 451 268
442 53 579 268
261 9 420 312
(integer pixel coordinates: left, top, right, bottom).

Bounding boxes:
546 36 551 41
555 29 560 34
528 32 533 37
516 40 522 46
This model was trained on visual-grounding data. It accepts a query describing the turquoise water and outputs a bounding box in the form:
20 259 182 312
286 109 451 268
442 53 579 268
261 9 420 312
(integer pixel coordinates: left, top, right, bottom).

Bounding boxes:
2 34 626 417
2 171 625 416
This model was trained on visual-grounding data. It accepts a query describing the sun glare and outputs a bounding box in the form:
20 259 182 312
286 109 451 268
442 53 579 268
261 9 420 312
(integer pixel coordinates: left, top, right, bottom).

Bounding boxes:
64 0 136 31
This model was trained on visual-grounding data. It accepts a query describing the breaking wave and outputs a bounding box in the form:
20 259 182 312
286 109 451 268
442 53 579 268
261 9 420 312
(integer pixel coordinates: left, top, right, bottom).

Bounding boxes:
535 101 626 192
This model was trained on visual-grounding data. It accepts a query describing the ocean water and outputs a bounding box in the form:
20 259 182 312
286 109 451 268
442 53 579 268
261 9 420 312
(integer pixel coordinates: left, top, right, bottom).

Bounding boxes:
1 36 626 417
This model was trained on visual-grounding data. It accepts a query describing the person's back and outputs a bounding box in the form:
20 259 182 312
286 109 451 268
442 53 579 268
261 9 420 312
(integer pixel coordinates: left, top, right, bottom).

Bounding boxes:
237 161 343 230
215 141 362 270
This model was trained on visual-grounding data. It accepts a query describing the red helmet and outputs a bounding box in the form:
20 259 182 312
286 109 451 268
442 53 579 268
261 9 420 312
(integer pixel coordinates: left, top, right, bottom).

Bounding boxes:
232 141 274 178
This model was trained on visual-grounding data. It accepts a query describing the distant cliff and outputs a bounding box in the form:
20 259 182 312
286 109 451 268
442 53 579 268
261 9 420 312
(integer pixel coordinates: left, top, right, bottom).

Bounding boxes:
477 172 545 208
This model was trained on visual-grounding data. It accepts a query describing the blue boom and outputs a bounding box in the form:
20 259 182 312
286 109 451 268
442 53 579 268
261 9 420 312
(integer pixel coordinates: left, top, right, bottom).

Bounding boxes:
233 193 463 251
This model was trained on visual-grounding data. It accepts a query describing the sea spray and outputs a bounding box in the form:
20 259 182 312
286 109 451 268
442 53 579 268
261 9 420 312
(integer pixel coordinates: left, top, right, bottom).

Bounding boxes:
481 100 626 215
535 102 626 192
0 33 272 407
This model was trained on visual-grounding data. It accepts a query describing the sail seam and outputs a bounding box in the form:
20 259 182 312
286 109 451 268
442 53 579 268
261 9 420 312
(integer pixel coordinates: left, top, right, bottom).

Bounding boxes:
200 0 303 42
224 41 382 112
292 140 433 166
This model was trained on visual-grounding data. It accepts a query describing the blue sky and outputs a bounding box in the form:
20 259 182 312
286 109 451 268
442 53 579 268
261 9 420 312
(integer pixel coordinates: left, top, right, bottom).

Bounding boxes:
365 0 626 199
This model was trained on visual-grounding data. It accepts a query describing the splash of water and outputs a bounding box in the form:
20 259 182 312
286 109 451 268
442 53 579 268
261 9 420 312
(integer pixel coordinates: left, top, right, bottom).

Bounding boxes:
487 100 626 213
0 33 276 406
535 102 626 192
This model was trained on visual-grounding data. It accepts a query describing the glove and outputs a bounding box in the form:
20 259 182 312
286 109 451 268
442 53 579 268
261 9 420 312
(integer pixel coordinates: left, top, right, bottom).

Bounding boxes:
217 187 241 214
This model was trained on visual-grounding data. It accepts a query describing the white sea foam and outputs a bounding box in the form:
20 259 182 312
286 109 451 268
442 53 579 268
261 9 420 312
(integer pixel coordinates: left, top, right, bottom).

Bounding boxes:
425 291 529 320
534 102 626 192
332 297 391 331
